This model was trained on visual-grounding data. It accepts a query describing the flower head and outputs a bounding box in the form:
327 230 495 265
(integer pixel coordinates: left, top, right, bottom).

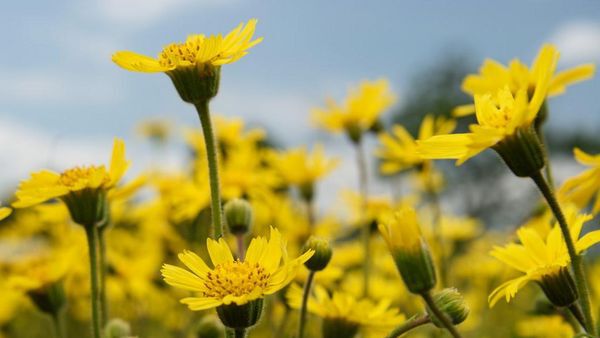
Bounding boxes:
312 79 396 142
489 206 600 307
454 44 595 117
286 284 405 337
376 114 456 175
558 148 600 214
161 227 313 310
112 19 262 73
12 139 128 225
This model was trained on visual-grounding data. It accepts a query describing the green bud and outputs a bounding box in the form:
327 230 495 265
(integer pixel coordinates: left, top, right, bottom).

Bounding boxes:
492 125 546 178
302 236 333 271
393 241 437 294
166 64 221 104
224 199 253 235
426 288 469 328
216 298 263 330
27 280 66 315
61 188 108 227
322 318 359 338
538 266 579 308
196 315 225 338
104 318 131 338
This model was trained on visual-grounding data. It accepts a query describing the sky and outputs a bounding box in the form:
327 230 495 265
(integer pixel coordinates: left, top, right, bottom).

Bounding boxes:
1 0 600 204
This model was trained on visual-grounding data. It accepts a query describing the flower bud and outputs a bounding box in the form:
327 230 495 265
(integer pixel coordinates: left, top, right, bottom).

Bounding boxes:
302 236 333 271
426 288 469 328
104 318 131 338
538 266 579 308
166 64 221 104
216 298 263 330
224 199 253 235
196 315 225 338
379 207 436 294
492 125 546 178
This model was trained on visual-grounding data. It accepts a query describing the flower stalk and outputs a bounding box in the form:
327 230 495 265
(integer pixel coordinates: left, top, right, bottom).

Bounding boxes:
84 225 102 338
530 171 596 335
298 271 315 338
355 139 371 297
195 101 224 239
385 314 431 338
421 291 462 338
98 227 109 326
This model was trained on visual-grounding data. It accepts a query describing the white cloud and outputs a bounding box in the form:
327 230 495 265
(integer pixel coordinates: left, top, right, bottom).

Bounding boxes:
0 69 122 104
550 21 600 65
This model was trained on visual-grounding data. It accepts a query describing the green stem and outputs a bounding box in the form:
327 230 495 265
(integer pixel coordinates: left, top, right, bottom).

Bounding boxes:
531 171 596 335
226 328 246 338
98 229 108 326
236 234 246 260
298 271 316 338
195 101 224 239
51 310 66 338
84 226 102 338
421 291 462 338
385 314 431 338
567 304 586 332
355 140 371 298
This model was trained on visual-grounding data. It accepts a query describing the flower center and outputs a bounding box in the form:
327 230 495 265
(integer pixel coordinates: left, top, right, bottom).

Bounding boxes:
59 166 108 187
158 36 205 68
203 260 270 298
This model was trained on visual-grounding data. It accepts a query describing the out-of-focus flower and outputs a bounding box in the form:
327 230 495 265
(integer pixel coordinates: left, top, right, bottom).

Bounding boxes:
136 118 172 144
312 79 396 142
489 206 600 307
516 315 574 338
558 148 600 214
454 44 595 117
376 114 456 174
161 227 313 310
0 205 11 221
287 283 405 337
12 139 129 226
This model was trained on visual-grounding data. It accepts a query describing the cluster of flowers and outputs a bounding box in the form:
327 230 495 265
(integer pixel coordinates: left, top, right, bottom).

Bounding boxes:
1 18 599 338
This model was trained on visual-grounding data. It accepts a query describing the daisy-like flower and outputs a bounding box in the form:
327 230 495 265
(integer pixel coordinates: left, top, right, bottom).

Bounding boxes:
558 148 600 214
376 114 456 175
312 79 396 143
417 47 557 178
0 205 11 221
12 139 128 226
267 144 339 199
454 44 595 117
161 227 313 328
112 19 262 104
488 206 600 307
286 284 405 338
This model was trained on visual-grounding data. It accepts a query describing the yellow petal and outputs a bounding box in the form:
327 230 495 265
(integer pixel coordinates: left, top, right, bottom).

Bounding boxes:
180 297 222 311
549 64 595 97
160 264 205 291
207 237 234 266
109 138 129 186
452 104 476 117
112 51 171 73
0 207 12 221
178 250 211 278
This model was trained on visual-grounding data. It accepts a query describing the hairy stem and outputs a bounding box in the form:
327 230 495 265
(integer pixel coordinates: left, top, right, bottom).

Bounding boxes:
385 314 431 338
84 226 102 338
98 228 108 326
421 291 462 338
298 271 316 338
195 101 224 239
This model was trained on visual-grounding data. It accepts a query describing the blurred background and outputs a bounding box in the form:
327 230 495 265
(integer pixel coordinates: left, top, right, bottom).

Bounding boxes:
2 1 600 220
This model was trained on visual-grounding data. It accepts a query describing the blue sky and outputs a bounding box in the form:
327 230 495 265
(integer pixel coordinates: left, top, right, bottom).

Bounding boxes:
1 0 599 196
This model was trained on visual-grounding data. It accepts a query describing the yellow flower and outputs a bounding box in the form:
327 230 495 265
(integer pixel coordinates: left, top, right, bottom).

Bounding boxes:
312 79 396 141
454 44 595 117
379 206 424 253
286 283 405 336
136 118 172 143
0 205 12 221
184 115 266 154
488 206 600 307
558 148 600 214
516 315 574 338
417 50 555 167
12 138 129 209
376 114 456 174
161 227 313 310
112 19 262 73
267 144 339 187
